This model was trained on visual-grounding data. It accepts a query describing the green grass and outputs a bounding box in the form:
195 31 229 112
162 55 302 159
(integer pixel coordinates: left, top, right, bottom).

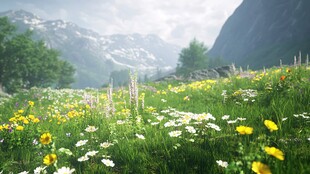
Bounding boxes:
0 65 309 174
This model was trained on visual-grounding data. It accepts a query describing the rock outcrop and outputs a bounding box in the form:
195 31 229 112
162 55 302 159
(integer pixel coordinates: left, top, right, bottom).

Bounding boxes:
157 65 236 82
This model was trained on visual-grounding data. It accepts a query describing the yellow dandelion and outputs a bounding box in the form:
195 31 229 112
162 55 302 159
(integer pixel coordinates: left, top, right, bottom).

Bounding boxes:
236 125 253 135
23 119 29 124
252 161 272 174
264 146 284 160
43 154 57 166
264 120 278 132
28 101 34 107
32 118 40 123
9 117 17 123
16 125 24 131
40 133 52 145
28 115 35 120
18 110 24 114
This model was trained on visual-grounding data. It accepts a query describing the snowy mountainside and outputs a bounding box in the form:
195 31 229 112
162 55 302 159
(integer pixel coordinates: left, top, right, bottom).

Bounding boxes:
0 10 181 88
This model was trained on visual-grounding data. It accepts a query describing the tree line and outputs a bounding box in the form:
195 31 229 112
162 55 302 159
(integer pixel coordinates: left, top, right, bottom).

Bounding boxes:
0 17 75 93
176 38 224 76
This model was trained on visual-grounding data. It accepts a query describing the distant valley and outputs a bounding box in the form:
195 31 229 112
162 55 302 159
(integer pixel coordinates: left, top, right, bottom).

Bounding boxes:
0 10 181 88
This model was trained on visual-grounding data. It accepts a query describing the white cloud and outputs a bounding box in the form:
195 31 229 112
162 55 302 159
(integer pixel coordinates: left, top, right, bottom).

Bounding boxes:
1 0 242 47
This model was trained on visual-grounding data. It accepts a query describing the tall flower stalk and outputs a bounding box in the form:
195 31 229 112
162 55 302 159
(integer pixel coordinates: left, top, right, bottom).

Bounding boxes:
106 79 115 117
129 71 139 118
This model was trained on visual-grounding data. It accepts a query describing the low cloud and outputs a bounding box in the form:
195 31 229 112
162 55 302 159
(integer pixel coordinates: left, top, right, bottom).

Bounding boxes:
0 0 242 47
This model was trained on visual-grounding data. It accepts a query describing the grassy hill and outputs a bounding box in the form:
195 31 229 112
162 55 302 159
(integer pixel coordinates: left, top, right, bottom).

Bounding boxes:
0 65 309 173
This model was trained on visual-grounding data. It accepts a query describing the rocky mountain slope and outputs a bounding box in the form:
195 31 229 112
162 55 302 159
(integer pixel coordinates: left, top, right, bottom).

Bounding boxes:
0 10 181 88
208 0 310 69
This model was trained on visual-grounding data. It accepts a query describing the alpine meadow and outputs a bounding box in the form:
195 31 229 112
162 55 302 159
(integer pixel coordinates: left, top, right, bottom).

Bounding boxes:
1 0 310 174
0 64 309 173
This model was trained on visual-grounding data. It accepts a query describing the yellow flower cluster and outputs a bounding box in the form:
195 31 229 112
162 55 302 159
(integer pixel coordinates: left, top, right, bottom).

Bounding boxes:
40 133 52 145
169 79 216 93
28 101 34 107
252 161 271 174
236 125 253 135
6 111 41 131
264 146 284 160
43 153 57 165
264 120 278 132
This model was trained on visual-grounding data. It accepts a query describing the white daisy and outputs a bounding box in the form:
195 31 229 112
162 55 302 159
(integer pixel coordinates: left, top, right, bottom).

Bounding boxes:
102 159 115 167
75 140 88 147
53 167 75 174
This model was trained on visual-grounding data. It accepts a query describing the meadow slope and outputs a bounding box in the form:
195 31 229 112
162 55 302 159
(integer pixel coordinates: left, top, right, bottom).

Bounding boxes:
0 65 309 174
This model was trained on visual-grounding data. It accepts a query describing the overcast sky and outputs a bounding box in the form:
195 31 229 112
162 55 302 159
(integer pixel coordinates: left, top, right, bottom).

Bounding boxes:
0 0 242 47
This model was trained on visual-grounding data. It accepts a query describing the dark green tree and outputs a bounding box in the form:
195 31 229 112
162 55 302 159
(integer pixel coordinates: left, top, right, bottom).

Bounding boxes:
0 17 16 91
109 69 130 87
57 61 75 88
176 38 209 76
0 17 75 93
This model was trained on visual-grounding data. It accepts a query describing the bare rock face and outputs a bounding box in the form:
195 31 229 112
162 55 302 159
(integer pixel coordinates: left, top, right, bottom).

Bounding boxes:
187 65 235 81
208 0 310 69
157 65 236 82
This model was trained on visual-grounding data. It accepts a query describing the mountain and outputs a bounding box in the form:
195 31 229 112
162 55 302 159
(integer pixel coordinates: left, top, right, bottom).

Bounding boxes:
0 10 181 88
208 0 310 69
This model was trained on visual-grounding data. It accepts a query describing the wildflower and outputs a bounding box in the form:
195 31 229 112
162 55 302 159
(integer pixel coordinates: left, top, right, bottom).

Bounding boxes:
280 75 286 81
76 140 88 147
227 120 237 124
34 166 47 174
32 118 40 123
102 159 115 167
251 161 271 174
185 126 196 134
236 125 253 135
53 167 75 174
135 133 145 140
58 148 73 156
40 133 52 145
18 171 29 174
169 130 182 137
18 109 24 114
221 115 230 120
164 120 176 127
16 125 24 131
43 154 57 166
33 139 38 145
206 123 221 131
78 155 89 162
183 96 190 101
264 146 284 160
282 117 288 121
156 116 165 121
86 150 99 157
28 101 34 107
216 160 228 168
85 125 98 132
264 120 278 132
100 141 114 148
23 119 29 124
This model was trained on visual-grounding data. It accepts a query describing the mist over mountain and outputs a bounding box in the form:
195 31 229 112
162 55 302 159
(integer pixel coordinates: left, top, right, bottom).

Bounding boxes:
208 0 310 69
0 10 181 88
